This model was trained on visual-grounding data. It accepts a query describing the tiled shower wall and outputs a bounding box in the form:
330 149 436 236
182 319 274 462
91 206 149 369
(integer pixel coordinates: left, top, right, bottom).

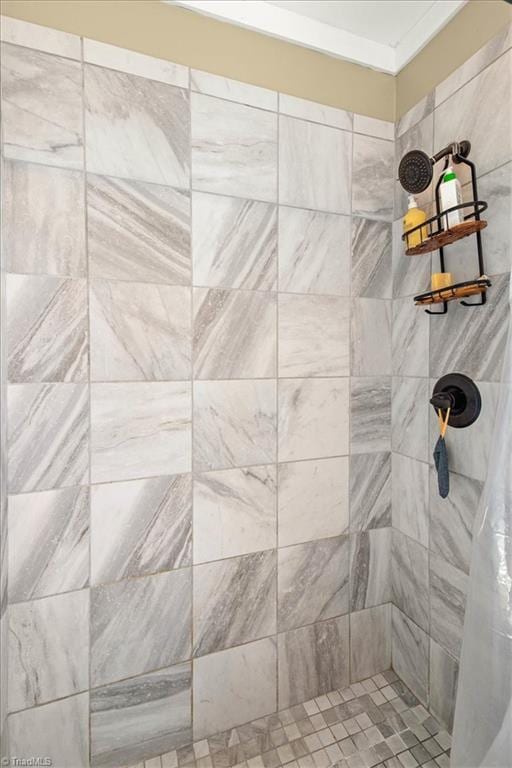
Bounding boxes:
391 24 511 732
0 16 395 767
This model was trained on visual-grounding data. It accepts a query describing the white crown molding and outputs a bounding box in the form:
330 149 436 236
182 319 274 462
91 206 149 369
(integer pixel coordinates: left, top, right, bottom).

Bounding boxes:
165 0 467 75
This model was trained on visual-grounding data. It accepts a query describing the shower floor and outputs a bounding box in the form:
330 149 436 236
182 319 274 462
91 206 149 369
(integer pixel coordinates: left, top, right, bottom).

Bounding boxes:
129 670 451 768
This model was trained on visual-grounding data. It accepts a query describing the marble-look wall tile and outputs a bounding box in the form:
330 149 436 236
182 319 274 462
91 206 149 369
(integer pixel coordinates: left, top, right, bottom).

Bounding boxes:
91 382 191 483
430 554 468 659
350 377 391 454
351 218 392 298
278 616 349 708
0 16 81 59
87 174 191 286
475 162 511 277
392 531 429 632
191 70 277 111
7 274 88 383
392 377 429 462
278 378 349 462
394 112 434 218
192 93 277 202
395 92 434 138
278 207 351 296
194 551 276 655
392 607 429 706
8 589 89 711
90 281 191 381
351 299 391 376
352 135 394 221
278 294 349 377
193 466 276 563
1 44 83 168
91 664 192 767
8 692 89 768
429 640 459 731
83 39 189 87
278 536 349 631
3 160 85 277
7 383 89 493
278 457 349 547
194 380 276 471
392 454 429 547
350 453 391 532
435 51 511 179
279 94 352 130
194 289 276 379
350 529 391 611
193 192 277 290
429 468 482 575
392 218 432 299
279 115 352 213
350 604 391 681
193 638 277 739
85 65 190 186
91 475 191 584
8 486 89 602
91 569 191 687
429 273 510 382
392 297 429 377
353 114 394 141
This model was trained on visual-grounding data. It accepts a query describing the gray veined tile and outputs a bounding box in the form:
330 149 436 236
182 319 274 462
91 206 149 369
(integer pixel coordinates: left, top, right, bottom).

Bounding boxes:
193 380 276 471
429 639 459 731
350 377 391 454
350 528 391 611
429 468 482 575
83 38 189 87
91 568 191 687
193 465 276 563
193 288 276 379
279 115 352 213
278 457 349 547
0 16 82 59
1 43 83 168
392 377 429 463
90 281 191 381
85 64 190 186
193 638 277 739
351 299 392 377
392 454 429 547
91 663 192 767
7 274 88 383
392 530 429 632
350 604 391 682
353 113 394 141
3 160 86 277
91 474 191 584
8 692 89 768
394 112 434 220
193 550 276 656
7 383 89 493
278 536 349 631
430 554 468 659
278 207 351 296
392 297 429 378
351 217 392 298
8 589 89 711
192 92 277 202
352 135 394 222
470 162 511 277
396 92 434 138
278 294 349 377
279 94 352 130
278 378 349 462
278 616 349 708
8 486 89 602
392 607 429 706
349 453 391 532
191 69 277 110
90 382 191 483
192 192 277 290
87 174 191 285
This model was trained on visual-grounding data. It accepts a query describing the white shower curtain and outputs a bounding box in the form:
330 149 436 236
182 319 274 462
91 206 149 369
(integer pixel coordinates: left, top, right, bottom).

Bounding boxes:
450 277 512 766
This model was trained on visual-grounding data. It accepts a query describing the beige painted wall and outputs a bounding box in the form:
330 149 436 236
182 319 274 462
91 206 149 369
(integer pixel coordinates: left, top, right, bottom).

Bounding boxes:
1 0 511 121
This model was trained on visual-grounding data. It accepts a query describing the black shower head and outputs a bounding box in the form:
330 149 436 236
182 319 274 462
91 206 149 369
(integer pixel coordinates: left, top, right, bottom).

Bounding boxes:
398 149 433 194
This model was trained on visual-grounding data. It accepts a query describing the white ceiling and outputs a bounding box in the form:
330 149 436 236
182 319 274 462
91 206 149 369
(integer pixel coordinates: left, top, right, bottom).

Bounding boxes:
167 0 467 74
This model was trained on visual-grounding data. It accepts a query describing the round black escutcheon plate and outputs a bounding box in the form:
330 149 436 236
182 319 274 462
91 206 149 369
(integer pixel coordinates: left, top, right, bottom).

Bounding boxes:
431 373 482 428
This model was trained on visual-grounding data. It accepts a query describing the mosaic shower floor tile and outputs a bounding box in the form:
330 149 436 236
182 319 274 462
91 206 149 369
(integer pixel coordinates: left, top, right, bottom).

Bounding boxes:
128 671 451 768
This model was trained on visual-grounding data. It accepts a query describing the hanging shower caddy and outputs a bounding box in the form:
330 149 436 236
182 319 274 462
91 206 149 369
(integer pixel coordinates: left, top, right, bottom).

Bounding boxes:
399 140 491 315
